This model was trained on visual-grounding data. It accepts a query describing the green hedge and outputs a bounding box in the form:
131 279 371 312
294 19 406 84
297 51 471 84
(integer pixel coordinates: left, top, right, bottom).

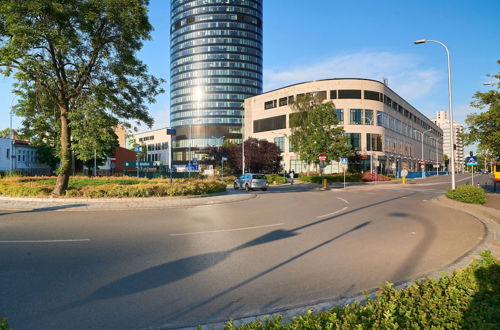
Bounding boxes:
298 174 362 184
226 251 499 329
266 174 287 184
0 177 226 197
446 185 486 204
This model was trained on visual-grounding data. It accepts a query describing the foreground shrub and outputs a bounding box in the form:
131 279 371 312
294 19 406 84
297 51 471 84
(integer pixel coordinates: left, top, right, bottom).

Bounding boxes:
226 251 499 329
298 174 362 184
266 174 287 184
446 185 486 204
0 317 8 330
361 172 390 182
0 177 226 198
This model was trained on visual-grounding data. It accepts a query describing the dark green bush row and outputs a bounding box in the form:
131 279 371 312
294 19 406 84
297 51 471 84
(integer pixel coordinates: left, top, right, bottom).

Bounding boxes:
0 177 226 197
226 251 499 329
446 185 486 204
298 174 362 184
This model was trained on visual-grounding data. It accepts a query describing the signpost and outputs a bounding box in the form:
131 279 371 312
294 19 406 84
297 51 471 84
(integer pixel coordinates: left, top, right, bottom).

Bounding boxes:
340 158 348 189
221 156 228 180
318 154 327 189
466 153 478 186
401 168 409 184
134 146 141 178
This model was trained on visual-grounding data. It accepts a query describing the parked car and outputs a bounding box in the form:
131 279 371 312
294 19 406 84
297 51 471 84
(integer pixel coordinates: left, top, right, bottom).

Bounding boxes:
234 173 268 191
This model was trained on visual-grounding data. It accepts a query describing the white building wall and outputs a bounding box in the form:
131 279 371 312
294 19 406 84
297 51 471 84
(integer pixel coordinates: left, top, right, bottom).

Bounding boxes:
0 138 51 174
432 110 465 172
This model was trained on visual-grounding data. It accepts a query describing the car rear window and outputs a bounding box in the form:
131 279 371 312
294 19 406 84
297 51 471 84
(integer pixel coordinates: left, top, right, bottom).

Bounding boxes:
253 175 266 179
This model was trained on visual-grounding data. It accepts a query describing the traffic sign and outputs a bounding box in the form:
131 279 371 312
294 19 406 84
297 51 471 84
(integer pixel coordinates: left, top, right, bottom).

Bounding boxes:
401 169 409 177
166 128 176 136
466 156 478 166
420 160 425 165
222 157 228 161
340 157 348 166
319 161 327 168
192 157 198 165
319 153 327 162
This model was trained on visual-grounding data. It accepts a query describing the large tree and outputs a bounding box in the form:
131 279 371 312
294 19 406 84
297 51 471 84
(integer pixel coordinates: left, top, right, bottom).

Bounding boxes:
0 0 163 194
463 61 500 158
289 94 353 170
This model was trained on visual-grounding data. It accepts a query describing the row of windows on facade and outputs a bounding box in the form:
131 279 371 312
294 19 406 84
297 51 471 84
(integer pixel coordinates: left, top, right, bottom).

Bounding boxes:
172 4 261 22
171 21 262 41
171 77 262 91
138 142 168 151
263 89 439 136
172 37 262 53
3 148 39 163
171 52 262 69
171 45 262 61
254 110 439 147
171 61 262 76
171 27 261 47
271 133 382 154
171 85 261 98
172 0 261 17
172 13 262 32
171 69 262 83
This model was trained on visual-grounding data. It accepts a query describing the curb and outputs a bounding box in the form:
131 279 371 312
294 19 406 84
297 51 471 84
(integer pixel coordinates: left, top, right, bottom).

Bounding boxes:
0 191 258 211
171 194 499 330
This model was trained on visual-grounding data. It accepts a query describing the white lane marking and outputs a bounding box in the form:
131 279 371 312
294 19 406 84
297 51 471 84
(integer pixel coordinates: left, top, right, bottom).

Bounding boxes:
0 239 91 243
316 206 348 219
336 197 350 204
169 223 284 237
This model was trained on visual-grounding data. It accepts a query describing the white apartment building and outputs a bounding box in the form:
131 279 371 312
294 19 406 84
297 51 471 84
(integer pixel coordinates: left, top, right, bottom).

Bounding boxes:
132 127 171 165
0 138 51 175
431 110 465 172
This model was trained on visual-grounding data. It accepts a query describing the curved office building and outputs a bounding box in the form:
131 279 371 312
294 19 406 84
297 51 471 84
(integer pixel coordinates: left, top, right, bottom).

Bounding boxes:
170 0 263 164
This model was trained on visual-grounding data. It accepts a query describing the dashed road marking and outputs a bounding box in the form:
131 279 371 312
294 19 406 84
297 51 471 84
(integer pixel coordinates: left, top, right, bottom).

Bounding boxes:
336 197 350 204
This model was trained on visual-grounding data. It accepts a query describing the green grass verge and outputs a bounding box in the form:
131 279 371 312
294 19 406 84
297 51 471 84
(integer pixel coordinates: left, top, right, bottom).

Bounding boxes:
446 185 486 204
0 176 226 197
226 251 499 329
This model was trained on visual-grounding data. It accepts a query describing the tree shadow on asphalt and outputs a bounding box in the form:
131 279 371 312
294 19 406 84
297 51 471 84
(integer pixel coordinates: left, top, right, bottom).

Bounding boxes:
56 192 415 316
0 204 88 216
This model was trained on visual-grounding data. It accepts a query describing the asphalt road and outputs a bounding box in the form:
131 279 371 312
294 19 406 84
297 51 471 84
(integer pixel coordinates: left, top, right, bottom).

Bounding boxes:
0 174 487 329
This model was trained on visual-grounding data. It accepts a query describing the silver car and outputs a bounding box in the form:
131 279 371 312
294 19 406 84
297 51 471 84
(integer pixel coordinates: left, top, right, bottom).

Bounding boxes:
234 173 268 191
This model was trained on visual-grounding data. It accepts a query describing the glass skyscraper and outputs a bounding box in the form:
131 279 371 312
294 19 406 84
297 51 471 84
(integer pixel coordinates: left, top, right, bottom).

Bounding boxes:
170 0 263 164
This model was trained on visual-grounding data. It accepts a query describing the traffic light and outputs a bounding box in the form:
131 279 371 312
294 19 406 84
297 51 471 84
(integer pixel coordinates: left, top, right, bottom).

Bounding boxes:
470 151 474 157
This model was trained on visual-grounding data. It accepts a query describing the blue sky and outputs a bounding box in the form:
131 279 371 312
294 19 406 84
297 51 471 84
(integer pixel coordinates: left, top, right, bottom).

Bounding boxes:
1 0 499 141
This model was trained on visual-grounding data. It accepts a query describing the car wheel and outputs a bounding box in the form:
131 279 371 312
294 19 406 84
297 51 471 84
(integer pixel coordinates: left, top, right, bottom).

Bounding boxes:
233 183 239 190
245 184 250 191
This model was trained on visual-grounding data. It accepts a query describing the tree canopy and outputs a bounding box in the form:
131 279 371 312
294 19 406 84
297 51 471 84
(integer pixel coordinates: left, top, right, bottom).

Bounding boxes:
463 60 500 158
289 94 353 167
0 0 163 194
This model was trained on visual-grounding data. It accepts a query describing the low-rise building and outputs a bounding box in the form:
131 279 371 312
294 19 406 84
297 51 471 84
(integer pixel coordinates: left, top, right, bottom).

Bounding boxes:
132 127 171 165
244 78 443 175
0 138 51 175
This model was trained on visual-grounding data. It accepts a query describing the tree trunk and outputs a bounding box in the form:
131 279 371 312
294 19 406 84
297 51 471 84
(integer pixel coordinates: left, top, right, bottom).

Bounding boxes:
53 105 71 196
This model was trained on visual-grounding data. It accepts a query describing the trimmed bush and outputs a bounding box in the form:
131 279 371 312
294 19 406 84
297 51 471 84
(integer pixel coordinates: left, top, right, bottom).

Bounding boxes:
226 251 499 329
0 177 226 198
361 172 390 182
298 174 362 184
266 174 287 184
446 185 486 204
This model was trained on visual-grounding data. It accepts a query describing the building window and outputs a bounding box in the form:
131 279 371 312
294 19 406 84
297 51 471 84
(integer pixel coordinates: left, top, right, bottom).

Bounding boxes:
330 90 337 99
350 109 363 125
344 133 361 150
6 148 9 159
288 95 294 104
264 100 277 110
279 97 288 107
335 109 343 124
364 109 374 125
274 136 285 152
376 111 383 127
338 89 362 99
314 91 327 100
253 115 286 133
364 90 381 101
367 133 382 151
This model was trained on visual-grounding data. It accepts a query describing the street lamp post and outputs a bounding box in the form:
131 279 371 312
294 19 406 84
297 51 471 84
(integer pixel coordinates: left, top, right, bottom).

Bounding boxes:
415 128 432 178
434 136 442 176
190 87 203 178
241 110 245 175
414 39 456 189
365 117 375 176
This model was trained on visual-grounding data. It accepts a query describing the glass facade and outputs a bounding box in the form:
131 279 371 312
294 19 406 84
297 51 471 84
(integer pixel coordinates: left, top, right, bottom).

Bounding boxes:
170 0 263 163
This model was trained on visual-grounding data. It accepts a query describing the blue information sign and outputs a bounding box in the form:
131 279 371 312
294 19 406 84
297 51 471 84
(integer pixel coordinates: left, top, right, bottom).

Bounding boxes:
466 156 478 166
340 158 349 166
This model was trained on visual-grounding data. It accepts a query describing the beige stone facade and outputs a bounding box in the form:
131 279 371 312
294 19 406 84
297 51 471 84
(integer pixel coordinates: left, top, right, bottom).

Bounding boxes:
244 78 443 174
132 127 171 165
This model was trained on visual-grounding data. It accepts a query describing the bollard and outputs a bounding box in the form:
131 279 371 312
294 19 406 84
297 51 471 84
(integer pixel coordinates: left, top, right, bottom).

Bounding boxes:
402 177 406 184
323 178 327 190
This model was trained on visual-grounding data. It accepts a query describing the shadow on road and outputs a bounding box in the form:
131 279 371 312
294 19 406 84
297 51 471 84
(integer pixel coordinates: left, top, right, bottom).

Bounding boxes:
0 204 88 216
56 191 416 319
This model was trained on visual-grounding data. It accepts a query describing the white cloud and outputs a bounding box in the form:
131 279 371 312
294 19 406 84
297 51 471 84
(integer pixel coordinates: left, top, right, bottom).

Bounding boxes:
264 51 442 101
